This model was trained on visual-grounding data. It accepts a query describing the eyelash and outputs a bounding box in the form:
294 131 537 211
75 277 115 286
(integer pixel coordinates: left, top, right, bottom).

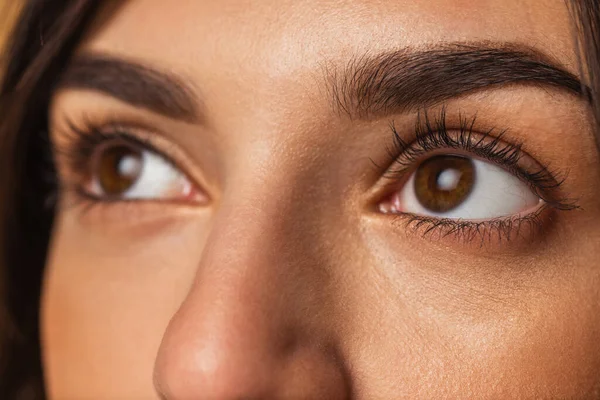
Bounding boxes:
378 108 578 243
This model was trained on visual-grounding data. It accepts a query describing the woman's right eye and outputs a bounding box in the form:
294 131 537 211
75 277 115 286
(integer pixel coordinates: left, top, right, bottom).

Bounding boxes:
84 141 202 203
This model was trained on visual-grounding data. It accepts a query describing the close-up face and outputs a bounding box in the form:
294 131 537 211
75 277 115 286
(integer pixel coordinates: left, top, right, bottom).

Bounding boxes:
40 0 600 398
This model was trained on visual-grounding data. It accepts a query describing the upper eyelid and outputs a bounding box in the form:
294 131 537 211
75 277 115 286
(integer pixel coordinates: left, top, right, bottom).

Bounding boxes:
387 109 533 173
374 114 520 177
387 126 522 174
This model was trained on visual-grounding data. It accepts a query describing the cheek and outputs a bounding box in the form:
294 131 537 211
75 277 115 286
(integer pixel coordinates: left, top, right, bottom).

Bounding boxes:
41 209 207 399
351 298 600 398
338 224 600 398
40 203 600 398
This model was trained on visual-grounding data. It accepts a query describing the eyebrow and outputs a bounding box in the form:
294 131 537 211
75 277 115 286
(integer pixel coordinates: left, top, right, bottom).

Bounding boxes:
58 54 201 123
57 44 586 124
327 43 589 119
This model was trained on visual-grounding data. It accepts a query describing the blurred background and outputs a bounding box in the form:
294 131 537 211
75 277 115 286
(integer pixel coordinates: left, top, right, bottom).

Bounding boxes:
1 1 21 72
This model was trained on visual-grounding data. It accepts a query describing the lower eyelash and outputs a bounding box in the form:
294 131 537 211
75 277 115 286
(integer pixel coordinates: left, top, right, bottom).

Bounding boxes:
396 205 550 246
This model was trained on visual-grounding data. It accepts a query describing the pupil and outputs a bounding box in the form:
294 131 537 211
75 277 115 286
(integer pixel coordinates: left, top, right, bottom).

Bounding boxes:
98 144 143 196
414 155 475 213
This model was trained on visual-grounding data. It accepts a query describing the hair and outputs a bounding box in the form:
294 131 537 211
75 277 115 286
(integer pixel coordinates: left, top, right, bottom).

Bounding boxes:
0 1 598 398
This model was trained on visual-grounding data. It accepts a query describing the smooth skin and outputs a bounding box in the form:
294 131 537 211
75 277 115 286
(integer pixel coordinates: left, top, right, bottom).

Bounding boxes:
43 0 600 398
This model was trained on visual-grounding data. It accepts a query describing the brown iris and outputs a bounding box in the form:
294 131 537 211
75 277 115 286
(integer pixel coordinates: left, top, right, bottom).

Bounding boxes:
96 144 143 196
414 155 475 213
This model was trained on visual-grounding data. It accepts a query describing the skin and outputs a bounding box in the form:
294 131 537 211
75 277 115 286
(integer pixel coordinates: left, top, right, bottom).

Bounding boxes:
42 0 600 398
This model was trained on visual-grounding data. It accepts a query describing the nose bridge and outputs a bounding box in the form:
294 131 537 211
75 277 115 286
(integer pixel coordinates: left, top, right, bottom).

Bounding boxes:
196 181 316 320
186 154 333 324
185 193 304 347
154 182 350 398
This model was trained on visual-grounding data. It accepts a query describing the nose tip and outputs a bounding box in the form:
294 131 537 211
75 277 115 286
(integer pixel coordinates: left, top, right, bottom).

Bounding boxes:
153 333 276 399
152 259 351 400
153 315 351 400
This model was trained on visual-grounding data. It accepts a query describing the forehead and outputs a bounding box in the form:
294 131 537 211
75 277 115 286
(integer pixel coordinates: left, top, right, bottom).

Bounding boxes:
84 0 576 75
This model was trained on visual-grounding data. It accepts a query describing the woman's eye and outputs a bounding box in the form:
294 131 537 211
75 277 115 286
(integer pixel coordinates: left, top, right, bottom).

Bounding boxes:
380 155 541 219
85 141 199 202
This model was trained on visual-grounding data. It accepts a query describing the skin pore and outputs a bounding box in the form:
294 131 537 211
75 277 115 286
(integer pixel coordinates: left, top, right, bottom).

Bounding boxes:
42 0 600 398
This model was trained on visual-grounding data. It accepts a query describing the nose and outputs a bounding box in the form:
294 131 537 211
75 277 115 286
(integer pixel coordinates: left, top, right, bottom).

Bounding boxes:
153 200 351 399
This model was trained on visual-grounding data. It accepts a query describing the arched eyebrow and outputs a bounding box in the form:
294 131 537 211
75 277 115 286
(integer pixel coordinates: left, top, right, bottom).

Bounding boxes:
56 44 587 124
57 54 202 124
326 43 589 119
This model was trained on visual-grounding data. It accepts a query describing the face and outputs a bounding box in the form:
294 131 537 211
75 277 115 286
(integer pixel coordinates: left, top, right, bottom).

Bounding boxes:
42 0 600 398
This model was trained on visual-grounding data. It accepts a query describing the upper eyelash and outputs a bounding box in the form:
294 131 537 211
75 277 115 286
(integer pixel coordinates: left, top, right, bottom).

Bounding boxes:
383 107 579 212
55 118 163 174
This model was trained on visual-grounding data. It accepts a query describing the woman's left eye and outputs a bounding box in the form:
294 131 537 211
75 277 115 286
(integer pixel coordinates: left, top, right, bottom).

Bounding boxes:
84 141 200 202
379 154 541 219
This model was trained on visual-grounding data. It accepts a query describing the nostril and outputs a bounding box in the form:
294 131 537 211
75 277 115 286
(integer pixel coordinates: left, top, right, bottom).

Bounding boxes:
278 345 353 400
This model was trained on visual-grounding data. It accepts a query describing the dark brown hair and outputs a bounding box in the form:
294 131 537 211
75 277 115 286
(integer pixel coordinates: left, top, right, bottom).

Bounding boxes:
0 1 598 398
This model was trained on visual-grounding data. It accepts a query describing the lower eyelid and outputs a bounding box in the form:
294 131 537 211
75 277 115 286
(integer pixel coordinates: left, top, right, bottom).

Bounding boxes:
384 203 556 252
60 187 206 225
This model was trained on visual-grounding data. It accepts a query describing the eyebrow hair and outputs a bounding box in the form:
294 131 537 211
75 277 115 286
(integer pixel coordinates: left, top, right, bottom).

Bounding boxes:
327 43 589 119
57 54 201 123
